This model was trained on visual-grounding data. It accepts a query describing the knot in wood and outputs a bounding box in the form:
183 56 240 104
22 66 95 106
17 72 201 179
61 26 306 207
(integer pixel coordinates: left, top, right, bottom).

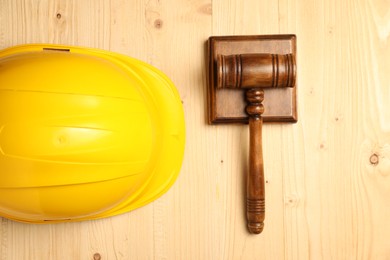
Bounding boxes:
154 19 163 29
369 153 379 165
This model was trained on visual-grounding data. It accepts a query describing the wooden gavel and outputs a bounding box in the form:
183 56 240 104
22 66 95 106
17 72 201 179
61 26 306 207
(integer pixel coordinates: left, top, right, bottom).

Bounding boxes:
216 53 296 234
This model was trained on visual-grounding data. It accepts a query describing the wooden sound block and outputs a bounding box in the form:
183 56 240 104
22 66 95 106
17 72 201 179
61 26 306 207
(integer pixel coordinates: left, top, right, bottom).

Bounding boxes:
207 35 297 124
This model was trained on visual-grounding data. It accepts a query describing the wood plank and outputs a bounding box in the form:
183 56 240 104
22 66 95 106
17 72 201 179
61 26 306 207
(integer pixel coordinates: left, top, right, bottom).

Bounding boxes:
281 0 390 259
140 0 216 259
212 0 285 259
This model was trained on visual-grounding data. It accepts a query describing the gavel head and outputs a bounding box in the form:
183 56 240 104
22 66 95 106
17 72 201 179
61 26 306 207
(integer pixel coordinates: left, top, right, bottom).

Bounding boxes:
217 53 296 89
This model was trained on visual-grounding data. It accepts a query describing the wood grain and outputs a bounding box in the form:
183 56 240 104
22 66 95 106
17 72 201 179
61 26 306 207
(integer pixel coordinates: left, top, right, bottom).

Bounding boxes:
0 0 390 259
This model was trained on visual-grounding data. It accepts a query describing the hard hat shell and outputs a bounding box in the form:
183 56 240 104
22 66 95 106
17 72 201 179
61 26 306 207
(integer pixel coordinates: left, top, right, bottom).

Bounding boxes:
0 44 185 223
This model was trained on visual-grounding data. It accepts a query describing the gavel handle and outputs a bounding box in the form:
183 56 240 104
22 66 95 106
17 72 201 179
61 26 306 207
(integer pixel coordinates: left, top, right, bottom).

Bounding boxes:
247 116 265 234
246 89 265 234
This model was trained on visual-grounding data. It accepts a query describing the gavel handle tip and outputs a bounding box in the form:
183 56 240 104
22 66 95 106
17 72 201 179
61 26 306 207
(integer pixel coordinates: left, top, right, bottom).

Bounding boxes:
248 222 264 234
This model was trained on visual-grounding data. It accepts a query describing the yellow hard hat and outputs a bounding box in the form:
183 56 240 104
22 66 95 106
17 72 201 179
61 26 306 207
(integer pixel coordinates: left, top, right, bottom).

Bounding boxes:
0 44 185 223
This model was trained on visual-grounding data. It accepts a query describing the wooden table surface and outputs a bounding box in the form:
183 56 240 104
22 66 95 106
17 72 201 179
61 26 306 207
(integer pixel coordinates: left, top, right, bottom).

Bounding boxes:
0 0 389 259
